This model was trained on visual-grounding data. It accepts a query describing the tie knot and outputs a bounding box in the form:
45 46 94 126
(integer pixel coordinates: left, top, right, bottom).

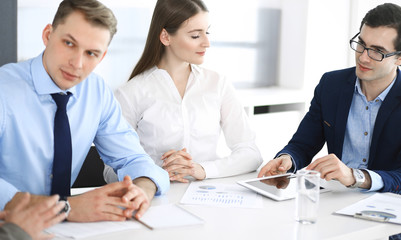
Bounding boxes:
51 93 71 111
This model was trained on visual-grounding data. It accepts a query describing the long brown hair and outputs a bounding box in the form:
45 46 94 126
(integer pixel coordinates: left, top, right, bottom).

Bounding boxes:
128 0 208 80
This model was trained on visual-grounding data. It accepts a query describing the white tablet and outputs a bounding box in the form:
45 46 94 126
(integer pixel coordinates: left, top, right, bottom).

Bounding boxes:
237 173 329 201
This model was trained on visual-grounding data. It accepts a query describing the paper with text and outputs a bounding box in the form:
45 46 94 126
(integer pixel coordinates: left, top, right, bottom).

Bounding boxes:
180 182 263 208
335 193 401 224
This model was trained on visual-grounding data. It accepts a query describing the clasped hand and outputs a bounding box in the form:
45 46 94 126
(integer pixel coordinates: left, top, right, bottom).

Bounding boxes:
6 175 155 223
161 148 206 182
67 175 153 221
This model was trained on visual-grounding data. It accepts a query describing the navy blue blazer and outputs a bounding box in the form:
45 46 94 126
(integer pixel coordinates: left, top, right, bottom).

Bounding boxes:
278 67 401 193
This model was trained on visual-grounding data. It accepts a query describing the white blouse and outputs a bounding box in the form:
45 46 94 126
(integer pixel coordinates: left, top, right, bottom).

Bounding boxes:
114 65 262 178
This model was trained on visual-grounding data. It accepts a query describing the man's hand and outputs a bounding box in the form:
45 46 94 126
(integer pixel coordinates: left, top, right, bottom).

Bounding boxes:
4 192 50 211
131 177 156 219
161 148 206 182
257 155 293 178
2 193 66 240
67 175 156 222
260 175 290 189
306 153 371 188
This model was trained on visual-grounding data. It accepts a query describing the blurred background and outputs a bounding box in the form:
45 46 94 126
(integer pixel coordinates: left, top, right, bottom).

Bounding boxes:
4 0 401 161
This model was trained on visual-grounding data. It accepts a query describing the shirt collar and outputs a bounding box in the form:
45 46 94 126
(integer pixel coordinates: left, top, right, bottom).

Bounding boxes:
152 64 203 82
354 75 396 102
31 52 77 97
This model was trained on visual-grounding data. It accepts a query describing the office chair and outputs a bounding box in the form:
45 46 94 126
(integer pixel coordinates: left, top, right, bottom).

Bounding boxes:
72 146 107 188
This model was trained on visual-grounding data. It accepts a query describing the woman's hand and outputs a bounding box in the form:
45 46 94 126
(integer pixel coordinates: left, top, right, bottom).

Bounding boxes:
161 148 206 182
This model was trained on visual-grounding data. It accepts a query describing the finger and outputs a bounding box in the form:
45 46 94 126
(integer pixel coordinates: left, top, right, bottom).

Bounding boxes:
177 149 192 160
36 195 60 215
161 149 177 160
108 195 136 209
168 167 193 177
318 163 340 180
162 153 180 166
123 192 149 218
101 203 127 218
170 175 189 183
121 185 142 207
98 179 132 196
278 159 292 172
258 164 273 178
322 171 337 181
307 154 331 170
131 195 147 212
37 232 55 240
0 211 6 220
169 171 190 181
97 212 127 222
41 199 65 220
13 192 30 212
120 176 135 203
134 200 150 219
309 157 334 173
43 211 66 229
163 161 194 172
163 152 192 167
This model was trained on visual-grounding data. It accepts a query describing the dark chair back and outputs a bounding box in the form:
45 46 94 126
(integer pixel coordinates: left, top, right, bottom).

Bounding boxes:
72 146 107 188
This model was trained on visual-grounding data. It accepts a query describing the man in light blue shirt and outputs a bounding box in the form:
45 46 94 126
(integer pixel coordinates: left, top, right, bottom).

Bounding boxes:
0 0 169 222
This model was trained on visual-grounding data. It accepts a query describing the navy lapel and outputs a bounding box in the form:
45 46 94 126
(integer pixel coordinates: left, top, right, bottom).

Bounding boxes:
369 69 401 167
333 72 356 158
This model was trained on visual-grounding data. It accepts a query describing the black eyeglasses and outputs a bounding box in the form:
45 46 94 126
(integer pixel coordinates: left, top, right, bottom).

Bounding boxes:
349 32 401 62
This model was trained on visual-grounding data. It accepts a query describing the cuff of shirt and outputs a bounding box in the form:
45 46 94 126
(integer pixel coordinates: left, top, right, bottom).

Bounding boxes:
363 169 384 192
198 161 219 179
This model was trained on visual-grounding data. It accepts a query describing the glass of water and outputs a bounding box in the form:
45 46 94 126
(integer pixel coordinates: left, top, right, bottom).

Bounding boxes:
295 170 320 224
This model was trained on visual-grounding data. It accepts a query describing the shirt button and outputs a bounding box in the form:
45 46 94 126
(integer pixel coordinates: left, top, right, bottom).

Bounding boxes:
375 99 379 102
366 106 369 110
363 158 367 162
364 132 368 136
50 174 53 179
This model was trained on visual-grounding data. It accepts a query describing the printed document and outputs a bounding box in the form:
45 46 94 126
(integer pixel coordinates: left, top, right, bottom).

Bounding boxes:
335 192 401 224
180 182 263 208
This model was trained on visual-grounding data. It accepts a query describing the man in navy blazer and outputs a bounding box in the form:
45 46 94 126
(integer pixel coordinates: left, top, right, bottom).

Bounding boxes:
258 3 401 193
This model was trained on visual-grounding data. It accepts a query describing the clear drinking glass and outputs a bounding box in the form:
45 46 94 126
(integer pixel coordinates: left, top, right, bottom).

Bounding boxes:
295 170 320 224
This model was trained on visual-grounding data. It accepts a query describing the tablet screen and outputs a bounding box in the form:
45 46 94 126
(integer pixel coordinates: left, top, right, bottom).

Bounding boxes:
237 174 328 201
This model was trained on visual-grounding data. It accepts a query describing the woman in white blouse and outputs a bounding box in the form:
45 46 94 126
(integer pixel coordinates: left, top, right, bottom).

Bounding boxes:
109 0 262 183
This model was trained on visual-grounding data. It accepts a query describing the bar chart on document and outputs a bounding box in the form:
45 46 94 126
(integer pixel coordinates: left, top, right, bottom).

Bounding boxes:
180 181 263 208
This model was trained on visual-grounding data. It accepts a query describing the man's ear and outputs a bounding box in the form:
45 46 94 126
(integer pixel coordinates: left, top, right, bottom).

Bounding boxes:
42 24 53 46
159 29 170 46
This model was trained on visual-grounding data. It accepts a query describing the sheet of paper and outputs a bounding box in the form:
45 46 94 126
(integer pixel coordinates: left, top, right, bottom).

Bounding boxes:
180 182 263 208
140 204 204 229
46 204 203 238
335 193 401 224
46 221 141 239
70 187 97 196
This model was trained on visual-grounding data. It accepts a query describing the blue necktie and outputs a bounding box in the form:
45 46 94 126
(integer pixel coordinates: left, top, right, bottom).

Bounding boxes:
51 92 72 196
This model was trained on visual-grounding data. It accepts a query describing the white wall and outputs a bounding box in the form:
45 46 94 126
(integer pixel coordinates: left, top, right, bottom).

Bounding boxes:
16 0 401 161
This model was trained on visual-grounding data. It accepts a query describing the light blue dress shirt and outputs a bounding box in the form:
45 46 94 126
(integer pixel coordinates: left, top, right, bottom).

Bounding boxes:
342 77 396 191
0 53 169 209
